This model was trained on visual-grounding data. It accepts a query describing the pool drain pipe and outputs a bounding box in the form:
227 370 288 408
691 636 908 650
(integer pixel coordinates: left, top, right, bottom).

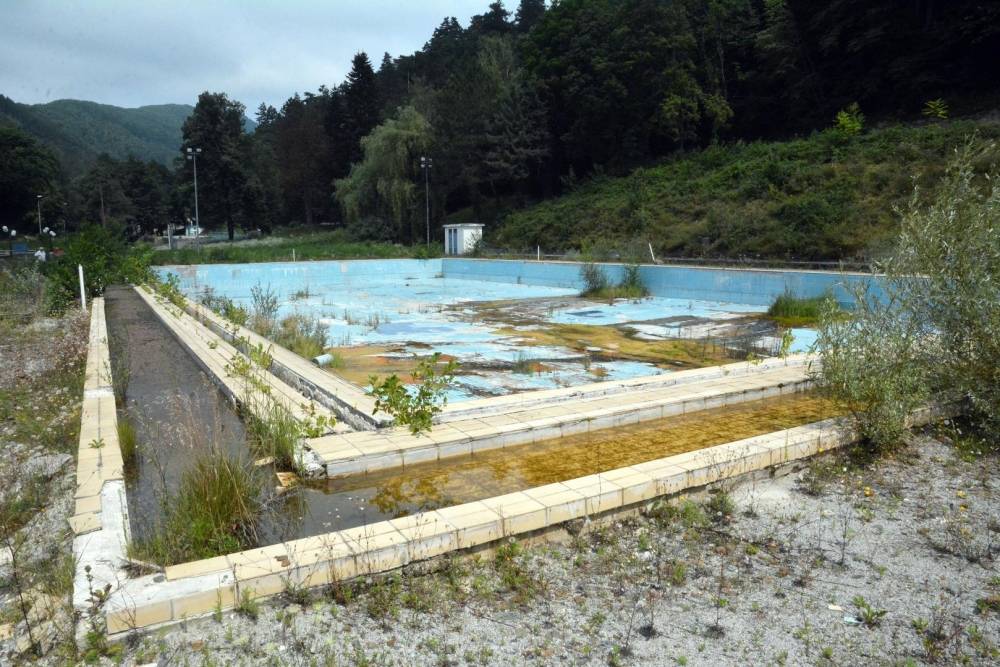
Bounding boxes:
312 353 334 367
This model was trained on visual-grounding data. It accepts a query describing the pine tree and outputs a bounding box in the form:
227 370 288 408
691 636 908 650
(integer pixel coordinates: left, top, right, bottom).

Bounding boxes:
342 52 382 165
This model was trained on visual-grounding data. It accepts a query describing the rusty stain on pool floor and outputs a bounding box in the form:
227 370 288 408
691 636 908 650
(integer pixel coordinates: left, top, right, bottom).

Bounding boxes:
263 392 839 543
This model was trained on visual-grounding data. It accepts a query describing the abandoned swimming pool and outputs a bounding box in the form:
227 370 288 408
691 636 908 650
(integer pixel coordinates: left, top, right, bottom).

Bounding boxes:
159 258 858 401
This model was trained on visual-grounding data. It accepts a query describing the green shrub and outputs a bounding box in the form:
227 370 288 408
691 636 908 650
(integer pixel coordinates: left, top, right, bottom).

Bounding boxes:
42 224 152 312
580 262 609 294
368 352 458 434
834 103 865 136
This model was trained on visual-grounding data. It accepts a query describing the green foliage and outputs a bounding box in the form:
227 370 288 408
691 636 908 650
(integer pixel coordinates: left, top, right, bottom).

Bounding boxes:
580 262 648 300
766 290 834 327
42 224 153 312
814 286 929 452
923 99 949 120
248 282 279 337
579 262 609 294
272 313 329 360
852 595 887 628
496 122 1000 260
335 106 433 243
816 138 1000 450
834 103 865 136
0 124 60 229
242 393 306 473
152 229 434 265
129 449 264 565
368 352 458 434
200 289 249 326
116 418 138 471
887 138 1000 434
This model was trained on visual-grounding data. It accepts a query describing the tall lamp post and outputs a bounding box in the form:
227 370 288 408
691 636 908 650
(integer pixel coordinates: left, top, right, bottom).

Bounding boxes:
420 156 432 245
36 194 45 236
3 226 15 257
186 147 202 246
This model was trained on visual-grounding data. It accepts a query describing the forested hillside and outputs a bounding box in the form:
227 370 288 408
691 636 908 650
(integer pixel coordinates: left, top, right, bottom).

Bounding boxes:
2 0 999 259
495 120 1000 261
0 96 193 175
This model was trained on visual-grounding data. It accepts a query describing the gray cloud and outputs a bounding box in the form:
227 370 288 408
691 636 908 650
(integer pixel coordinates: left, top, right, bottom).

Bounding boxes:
1 0 490 109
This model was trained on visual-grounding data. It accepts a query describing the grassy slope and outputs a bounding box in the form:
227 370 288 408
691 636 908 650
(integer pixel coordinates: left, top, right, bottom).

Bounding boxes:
496 121 1000 261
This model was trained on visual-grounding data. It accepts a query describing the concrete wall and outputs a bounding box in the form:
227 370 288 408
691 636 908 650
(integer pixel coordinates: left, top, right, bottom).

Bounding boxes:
441 258 885 307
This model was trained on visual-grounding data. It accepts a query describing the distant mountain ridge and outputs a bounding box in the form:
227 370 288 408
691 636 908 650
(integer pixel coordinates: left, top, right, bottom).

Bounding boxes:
0 96 257 177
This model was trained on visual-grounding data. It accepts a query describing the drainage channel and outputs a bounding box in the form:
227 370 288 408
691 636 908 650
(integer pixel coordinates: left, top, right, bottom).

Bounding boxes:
104 286 304 547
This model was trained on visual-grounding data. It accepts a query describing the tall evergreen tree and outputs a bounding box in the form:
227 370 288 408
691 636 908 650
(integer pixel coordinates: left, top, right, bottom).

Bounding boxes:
514 0 546 33
179 91 253 240
342 52 382 165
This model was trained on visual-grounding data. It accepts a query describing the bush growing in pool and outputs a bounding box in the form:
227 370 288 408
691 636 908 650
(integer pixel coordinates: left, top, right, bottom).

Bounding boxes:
369 352 458 434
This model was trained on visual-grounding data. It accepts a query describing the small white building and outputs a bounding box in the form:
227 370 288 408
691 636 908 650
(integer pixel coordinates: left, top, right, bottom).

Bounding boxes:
443 223 483 256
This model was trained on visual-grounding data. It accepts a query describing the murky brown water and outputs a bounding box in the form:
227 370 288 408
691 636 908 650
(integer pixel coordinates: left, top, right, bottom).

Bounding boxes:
280 393 839 539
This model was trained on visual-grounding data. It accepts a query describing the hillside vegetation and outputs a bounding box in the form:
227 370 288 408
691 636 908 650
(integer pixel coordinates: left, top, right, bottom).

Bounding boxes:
495 121 1000 261
0 96 194 175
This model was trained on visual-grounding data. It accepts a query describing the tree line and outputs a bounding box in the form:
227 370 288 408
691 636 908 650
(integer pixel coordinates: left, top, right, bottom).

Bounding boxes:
2 0 997 245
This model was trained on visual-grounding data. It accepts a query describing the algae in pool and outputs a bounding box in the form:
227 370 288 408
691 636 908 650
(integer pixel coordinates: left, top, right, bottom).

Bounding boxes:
266 393 840 542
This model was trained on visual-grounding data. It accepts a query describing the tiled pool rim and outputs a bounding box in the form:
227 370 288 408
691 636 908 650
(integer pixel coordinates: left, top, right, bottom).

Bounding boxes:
72 294 950 638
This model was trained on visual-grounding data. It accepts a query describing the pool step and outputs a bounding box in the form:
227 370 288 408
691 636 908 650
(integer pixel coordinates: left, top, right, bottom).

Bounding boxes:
307 363 812 478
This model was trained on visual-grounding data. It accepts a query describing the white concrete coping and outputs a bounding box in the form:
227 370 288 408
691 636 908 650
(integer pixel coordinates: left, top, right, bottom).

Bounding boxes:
71 298 131 623
99 402 953 636
308 363 813 478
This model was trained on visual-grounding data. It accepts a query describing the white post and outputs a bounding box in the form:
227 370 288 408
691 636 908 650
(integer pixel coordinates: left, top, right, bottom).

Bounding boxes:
292 248 296 262
537 245 540 261
648 242 656 263
78 264 87 311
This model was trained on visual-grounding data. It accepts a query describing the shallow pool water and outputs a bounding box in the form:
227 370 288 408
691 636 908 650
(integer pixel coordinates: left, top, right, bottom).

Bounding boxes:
161 260 815 401
260 393 840 543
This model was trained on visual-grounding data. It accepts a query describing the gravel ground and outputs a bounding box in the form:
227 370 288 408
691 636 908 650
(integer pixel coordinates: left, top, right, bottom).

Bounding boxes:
103 431 998 667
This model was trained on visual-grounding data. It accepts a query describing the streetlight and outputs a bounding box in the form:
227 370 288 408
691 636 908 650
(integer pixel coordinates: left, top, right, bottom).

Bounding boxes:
186 147 202 245
36 194 44 236
420 156 432 245
3 225 16 257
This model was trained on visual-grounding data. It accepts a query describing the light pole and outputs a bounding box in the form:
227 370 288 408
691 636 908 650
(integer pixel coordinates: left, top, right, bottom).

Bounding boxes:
420 156 432 245
3 226 15 257
36 194 44 236
186 147 202 245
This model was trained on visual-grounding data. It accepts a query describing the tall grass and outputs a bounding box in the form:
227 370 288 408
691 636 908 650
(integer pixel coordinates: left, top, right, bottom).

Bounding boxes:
242 394 305 472
580 262 648 299
116 418 138 471
766 290 833 326
273 313 329 360
128 448 264 565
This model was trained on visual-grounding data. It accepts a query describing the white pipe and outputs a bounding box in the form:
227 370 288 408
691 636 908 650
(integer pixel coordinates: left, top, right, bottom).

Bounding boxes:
537 245 540 261
292 248 296 262
648 242 656 263
78 264 87 311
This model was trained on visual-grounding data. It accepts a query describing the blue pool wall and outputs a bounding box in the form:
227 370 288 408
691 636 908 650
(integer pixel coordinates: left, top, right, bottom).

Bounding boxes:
161 257 886 308
440 258 884 307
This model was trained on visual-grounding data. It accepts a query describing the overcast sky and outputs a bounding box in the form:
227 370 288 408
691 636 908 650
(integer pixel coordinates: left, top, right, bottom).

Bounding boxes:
2 0 490 110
